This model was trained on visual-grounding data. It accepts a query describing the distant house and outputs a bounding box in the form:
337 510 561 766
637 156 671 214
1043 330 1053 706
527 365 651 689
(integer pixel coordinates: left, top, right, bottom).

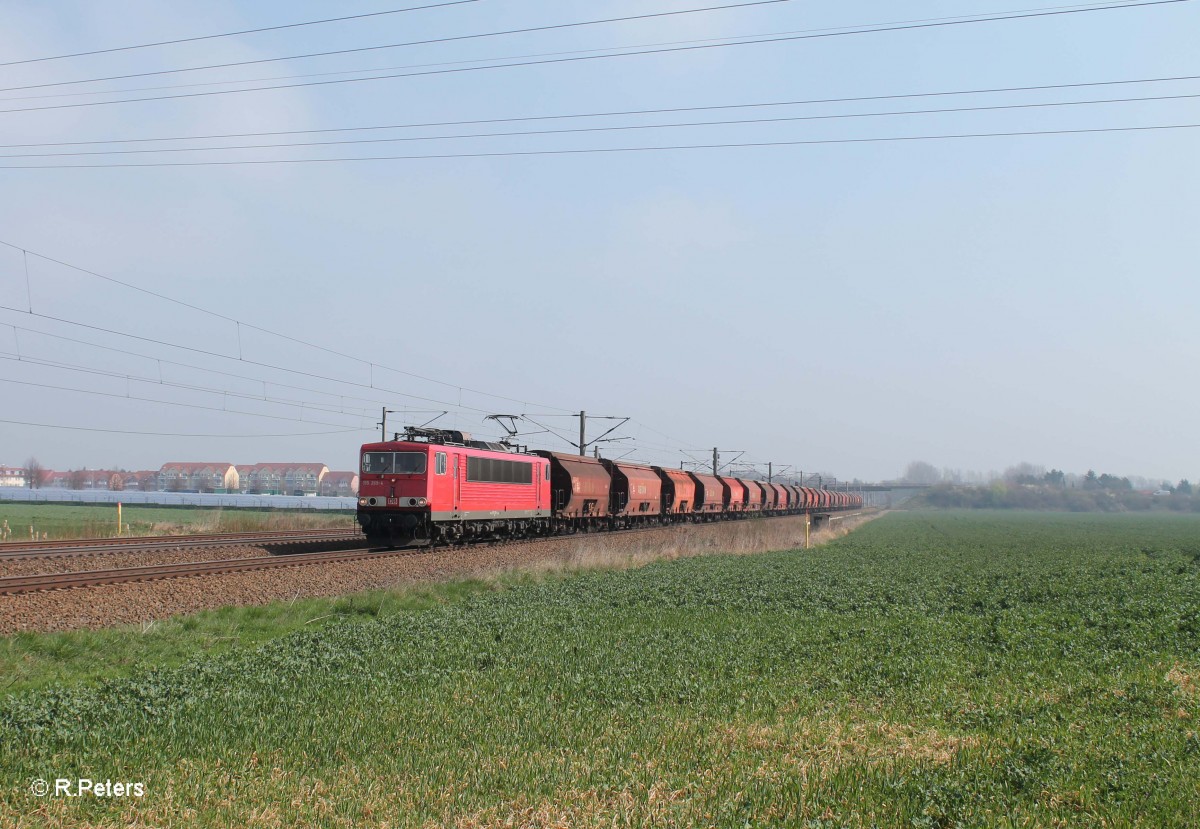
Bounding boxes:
0 466 25 487
124 471 160 492
319 471 359 497
157 463 239 493
35 469 125 490
240 463 329 495
98 471 124 490
92 471 125 491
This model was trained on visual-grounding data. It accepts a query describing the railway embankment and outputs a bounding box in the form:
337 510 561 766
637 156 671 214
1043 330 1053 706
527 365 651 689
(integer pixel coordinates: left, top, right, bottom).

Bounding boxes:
0 513 877 634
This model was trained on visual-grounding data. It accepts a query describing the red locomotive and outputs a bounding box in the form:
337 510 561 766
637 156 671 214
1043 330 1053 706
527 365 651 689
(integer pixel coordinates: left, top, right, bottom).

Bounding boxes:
357 428 551 546
356 427 864 546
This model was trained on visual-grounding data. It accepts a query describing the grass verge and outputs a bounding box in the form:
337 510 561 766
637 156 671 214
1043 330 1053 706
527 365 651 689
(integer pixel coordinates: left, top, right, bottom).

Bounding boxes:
0 503 353 541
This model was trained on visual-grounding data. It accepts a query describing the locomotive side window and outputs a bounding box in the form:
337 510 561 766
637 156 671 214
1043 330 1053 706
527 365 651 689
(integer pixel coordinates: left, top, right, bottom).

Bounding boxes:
435 452 447 475
467 457 533 484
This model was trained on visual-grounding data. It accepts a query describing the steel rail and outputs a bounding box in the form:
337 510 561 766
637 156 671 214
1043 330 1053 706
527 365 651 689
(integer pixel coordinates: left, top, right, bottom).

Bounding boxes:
0 546 399 594
0 508 872 595
0 528 360 560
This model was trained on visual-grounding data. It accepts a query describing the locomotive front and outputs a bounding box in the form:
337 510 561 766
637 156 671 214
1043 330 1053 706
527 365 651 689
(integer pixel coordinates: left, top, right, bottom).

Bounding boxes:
356 441 433 545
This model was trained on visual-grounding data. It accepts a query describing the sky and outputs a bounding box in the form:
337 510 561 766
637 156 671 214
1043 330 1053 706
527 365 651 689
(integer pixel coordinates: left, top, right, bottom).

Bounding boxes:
0 0 1196 483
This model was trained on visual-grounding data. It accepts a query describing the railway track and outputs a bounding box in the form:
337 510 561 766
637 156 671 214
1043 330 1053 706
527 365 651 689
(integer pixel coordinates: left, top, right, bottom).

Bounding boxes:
0 511 868 596
0 526 642 595
0 528 362 561
0 546 404 595
0 526 616 594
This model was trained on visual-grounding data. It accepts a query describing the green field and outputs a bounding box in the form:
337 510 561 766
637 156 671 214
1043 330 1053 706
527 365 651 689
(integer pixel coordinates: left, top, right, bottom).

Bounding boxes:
2 511 1198 827
0 502 353 541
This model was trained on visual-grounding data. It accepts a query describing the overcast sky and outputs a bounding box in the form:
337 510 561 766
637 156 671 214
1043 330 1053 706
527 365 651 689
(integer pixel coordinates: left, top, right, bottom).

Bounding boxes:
0 0 1196 482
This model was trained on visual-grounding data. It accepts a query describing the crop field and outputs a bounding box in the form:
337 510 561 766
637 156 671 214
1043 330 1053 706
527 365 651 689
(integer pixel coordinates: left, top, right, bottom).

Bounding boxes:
2 511 1198 827
0 503 353 541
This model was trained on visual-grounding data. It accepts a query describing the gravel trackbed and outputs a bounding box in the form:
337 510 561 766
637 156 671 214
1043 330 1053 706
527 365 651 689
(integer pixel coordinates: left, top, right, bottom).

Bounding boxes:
0 514 872 634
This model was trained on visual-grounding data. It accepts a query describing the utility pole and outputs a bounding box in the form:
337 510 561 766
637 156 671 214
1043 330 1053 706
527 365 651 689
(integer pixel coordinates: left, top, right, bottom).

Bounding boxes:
522 411 629 457
379 407 399 442
708 448 743 476
768 462 773 483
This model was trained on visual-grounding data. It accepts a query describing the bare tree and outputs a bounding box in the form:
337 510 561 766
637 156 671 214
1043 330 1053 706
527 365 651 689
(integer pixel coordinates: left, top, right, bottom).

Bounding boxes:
903 460 942 484
24 457 45 489
67 469 87 490
1003 462 1046 484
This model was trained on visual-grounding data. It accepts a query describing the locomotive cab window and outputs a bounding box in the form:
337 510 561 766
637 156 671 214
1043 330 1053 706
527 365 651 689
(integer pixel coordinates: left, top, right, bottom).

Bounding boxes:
361 452 393 474
393 452 427 475
362 452 426 475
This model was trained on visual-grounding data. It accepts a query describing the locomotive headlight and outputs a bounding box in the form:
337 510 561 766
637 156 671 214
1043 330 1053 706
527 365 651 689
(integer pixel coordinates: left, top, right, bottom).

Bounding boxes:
358 498 368 506
417 497 428 506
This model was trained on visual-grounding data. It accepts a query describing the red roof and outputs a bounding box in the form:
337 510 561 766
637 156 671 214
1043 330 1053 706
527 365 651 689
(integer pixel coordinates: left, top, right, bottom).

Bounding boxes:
160 462 235 473
243 463 327 472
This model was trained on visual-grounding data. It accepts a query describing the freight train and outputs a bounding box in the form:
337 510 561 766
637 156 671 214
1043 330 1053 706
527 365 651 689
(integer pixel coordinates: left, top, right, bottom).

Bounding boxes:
356 427 863 547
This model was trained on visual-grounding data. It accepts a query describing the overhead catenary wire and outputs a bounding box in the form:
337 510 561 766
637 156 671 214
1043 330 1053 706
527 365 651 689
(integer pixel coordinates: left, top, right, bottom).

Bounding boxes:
0 1 1154 105
1 89 1196 159
2 257 687 459
3 319 417 411
1 121 1196 169
0 324 680 462
0 0 484 68
0 303 516 415
4 9 1176 472
0 0 792 93
0 351 377 420
0 1 1185 116
1 325 464 425
0 239 574 414
3 69 1196 150
0 374 375 430
0 417 368 438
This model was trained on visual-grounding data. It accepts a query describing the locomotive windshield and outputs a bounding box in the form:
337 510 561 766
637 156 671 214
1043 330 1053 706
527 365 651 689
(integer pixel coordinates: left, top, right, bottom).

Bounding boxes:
361 451 427 475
